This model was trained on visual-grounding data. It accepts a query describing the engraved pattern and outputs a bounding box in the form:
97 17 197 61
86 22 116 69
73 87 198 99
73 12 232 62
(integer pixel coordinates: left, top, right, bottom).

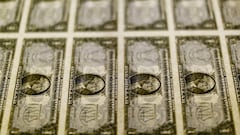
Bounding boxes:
180 41 214 74
30 1 63 28
127 0 161 27
229 37 240 112
23 43 54 75
27 0 69 31
78 0 112 28
126 0 166 30
128 41 160 74
174 0 216 29
0 40 15 128
176 1 209 26
76 0 116 30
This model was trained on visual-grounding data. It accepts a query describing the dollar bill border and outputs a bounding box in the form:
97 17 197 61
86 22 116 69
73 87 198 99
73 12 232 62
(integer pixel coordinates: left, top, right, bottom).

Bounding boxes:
227 36 240 111
26 0 70 32
124 37 176 135
0 39 16 128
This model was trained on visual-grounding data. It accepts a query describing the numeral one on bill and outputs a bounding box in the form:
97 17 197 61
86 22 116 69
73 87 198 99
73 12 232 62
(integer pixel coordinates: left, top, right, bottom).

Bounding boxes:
177 37 234 134
125 38 175 135
9 39 65 135
67 39 117 135
228 36 240 112
0 40 15 127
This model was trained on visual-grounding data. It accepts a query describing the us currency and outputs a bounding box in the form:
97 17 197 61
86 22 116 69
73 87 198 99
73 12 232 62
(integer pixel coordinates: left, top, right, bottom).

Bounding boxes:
125 38 175 135
174 0 216 29
221 0 240 29
177 37 234 134
0 0 23 32
0 40 15 127
67 39 117 135
228 37 240 111
27 0 69 31
76 0 117 31
125 0 166 30
9 39 65 135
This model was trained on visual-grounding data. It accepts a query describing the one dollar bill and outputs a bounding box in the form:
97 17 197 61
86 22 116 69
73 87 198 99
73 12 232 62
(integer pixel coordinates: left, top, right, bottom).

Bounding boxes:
9 39 65 135
67 38 117 135
177 37 234 134
125 38 175 135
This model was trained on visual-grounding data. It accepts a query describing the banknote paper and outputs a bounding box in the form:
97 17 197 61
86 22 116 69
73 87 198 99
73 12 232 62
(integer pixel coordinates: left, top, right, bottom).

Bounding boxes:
67 39 117 135
228 36 240 111
174 0 216 29
9 39 65 134
221 0 240 29
125 0 167 30
76 0 117 31
0 40 15 127
0 0 23 32
177 37 234 134
125 38 175 134
27 0 69 32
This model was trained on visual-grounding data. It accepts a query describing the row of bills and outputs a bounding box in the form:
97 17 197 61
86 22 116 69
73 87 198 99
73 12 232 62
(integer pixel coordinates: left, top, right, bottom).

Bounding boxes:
0 0 240 32
0 37 239 134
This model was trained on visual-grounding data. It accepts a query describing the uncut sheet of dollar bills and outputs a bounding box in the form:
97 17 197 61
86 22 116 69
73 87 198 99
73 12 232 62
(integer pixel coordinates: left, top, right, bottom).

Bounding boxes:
0 0 240 135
